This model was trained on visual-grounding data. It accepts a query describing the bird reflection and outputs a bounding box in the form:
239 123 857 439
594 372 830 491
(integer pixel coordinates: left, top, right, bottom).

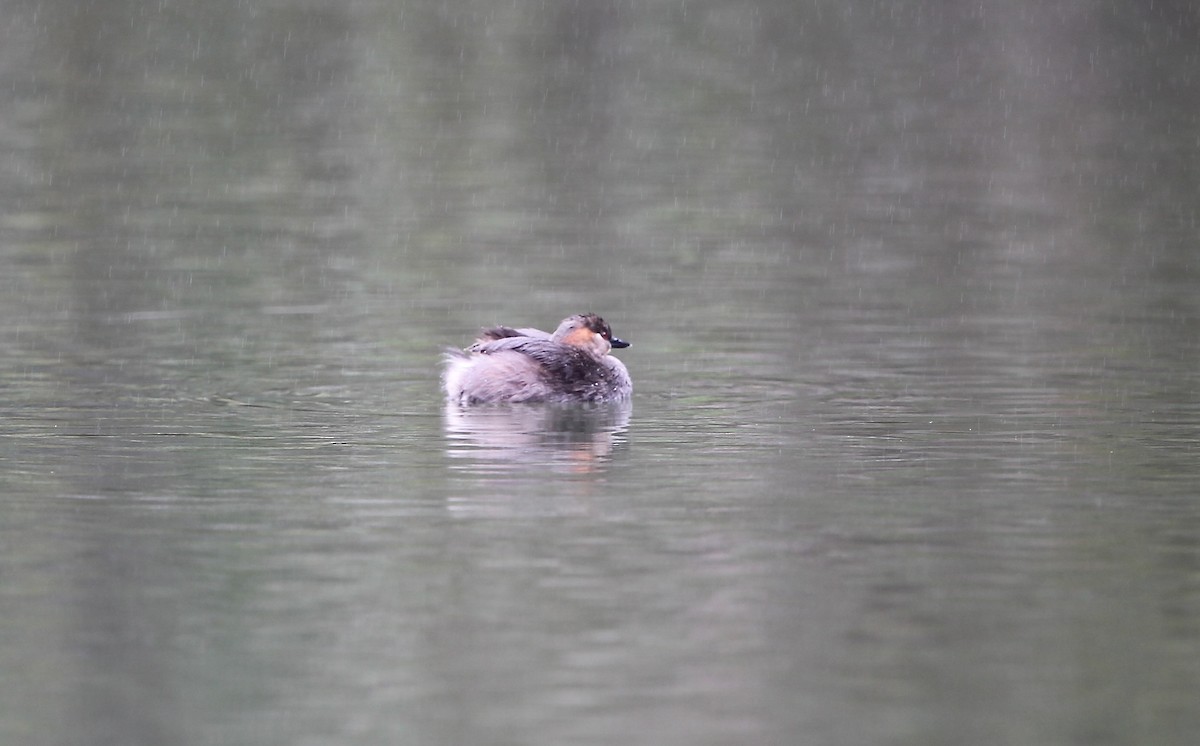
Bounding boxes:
442 398 632 475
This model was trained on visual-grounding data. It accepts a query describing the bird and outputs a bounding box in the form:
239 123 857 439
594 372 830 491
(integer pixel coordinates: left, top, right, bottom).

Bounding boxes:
442 313 632 404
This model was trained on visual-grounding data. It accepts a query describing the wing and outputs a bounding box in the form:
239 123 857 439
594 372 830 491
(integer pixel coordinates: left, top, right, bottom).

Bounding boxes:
473 338 616 399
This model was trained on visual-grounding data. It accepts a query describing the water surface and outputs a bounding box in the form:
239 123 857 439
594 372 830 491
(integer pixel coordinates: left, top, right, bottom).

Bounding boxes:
2 1 1198 745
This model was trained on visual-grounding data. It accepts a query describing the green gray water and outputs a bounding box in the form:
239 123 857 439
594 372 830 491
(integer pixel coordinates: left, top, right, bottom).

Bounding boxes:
2 1 1198 744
